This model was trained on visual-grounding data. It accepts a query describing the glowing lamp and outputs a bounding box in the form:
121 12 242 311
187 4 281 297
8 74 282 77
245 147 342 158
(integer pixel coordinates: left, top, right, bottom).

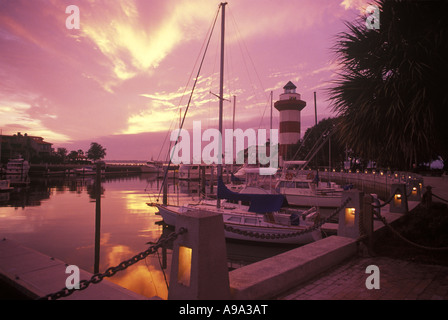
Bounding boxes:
345 207 356 227
412 186 417 196
178 246 192 286
394 193 402 206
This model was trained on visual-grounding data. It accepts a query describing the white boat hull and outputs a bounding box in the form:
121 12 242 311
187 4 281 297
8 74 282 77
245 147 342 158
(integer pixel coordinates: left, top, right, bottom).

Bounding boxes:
152 203 321 245
223 222 321 245
283 193 341 208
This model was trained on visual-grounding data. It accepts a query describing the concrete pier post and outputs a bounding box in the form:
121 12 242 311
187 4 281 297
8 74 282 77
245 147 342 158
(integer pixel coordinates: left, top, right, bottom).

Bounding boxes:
168 210 230 300
361 194 374 250
389 183 408 213
407 178 423 201
338 189 364 239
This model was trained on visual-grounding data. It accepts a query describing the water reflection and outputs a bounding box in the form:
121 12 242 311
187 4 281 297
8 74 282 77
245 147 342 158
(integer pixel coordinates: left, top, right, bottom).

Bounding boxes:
0 173 299 299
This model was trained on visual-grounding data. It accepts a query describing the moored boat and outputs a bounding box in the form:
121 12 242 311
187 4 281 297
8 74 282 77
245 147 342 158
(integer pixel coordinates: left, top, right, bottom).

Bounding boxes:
5 157 30 186
150 178 322 245
276 162 344 208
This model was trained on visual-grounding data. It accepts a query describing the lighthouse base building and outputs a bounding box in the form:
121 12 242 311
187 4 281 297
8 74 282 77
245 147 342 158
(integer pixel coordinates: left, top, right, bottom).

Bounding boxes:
274 81 306 164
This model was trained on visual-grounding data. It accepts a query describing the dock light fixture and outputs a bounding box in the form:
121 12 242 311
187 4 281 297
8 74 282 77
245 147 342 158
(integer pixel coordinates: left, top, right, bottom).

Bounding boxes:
178 246 192 287
345 207 356 227
390 184 408 213
394 193 402 206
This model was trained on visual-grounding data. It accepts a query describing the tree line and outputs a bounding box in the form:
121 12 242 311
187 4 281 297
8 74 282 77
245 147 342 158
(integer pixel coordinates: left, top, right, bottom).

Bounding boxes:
287 0 446 172
327 0 447 172
52 142 107 164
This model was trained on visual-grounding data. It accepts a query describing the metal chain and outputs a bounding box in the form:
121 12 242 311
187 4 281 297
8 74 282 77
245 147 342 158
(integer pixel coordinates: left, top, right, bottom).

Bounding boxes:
433 193 448 203
37 227 187 300
224 197 351 239
373 210 448 251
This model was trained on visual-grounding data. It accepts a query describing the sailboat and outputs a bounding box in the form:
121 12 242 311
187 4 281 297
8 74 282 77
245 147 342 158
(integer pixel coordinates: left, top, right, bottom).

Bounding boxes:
275 161 344 208
152 178 321 244
149 3 322 245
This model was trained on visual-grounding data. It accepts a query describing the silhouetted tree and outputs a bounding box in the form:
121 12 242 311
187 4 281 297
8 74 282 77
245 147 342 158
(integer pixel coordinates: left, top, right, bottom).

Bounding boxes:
329 0 448 170
86 142 106 162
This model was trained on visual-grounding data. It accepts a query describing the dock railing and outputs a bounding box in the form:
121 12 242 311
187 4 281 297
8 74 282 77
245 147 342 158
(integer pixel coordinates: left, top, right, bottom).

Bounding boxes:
306 169 424 201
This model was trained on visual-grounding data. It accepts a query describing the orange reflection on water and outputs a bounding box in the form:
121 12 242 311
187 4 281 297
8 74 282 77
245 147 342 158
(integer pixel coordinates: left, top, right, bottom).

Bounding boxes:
105 244 169 300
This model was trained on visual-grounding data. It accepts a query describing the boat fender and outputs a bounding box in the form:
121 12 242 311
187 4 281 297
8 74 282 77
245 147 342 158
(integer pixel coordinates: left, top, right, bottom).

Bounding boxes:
307 173 314 180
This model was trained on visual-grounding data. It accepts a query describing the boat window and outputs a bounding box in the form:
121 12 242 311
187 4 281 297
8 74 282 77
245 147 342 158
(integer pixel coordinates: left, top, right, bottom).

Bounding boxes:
296 182 309 188
192 166 198 170
244 218 257 225
286 181 295 188
227 216 241 223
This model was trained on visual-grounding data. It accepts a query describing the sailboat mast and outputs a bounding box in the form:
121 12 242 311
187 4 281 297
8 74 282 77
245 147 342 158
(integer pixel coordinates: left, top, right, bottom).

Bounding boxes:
217 2 227 208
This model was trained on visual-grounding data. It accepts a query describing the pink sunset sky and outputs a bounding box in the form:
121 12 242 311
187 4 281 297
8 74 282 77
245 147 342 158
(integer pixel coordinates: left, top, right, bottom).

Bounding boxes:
0 0 371 160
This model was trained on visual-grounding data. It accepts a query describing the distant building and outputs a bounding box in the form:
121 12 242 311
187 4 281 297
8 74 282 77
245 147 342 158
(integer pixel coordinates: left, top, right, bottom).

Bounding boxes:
0 132 54 163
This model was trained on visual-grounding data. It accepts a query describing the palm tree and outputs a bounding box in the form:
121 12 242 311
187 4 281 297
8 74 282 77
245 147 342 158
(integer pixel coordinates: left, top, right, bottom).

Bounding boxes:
86 142 107 162
329 0 448 170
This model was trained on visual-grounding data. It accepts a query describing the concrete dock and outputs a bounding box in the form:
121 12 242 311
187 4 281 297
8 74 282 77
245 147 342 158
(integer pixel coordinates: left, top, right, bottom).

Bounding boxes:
0 238 147 300
278 256 448 300
229 199 420 300
276 176 448 300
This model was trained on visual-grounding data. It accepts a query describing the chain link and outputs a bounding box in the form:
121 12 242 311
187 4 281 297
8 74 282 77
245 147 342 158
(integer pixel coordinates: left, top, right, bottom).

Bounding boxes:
373 210 448 251
37 227 187 300
433 193 448 203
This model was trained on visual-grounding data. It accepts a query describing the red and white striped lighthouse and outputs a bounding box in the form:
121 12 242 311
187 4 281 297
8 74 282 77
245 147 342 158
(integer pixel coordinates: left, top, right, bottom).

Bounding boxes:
274 81 306 162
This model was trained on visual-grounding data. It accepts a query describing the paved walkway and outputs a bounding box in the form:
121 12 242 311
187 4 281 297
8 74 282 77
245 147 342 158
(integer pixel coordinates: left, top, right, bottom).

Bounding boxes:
279 256 448 300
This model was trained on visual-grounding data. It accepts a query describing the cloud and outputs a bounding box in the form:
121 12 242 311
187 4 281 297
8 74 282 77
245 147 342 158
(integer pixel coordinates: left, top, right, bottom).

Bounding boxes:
0 0 361 159
340 0 372 12
79 0 216 86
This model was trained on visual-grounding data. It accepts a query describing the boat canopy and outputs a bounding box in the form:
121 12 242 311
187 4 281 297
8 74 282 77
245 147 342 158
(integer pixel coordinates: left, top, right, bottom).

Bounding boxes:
217 177 285 214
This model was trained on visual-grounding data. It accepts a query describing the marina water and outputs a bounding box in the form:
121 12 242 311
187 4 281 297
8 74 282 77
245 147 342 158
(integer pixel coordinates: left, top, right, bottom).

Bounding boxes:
0 171 298 299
